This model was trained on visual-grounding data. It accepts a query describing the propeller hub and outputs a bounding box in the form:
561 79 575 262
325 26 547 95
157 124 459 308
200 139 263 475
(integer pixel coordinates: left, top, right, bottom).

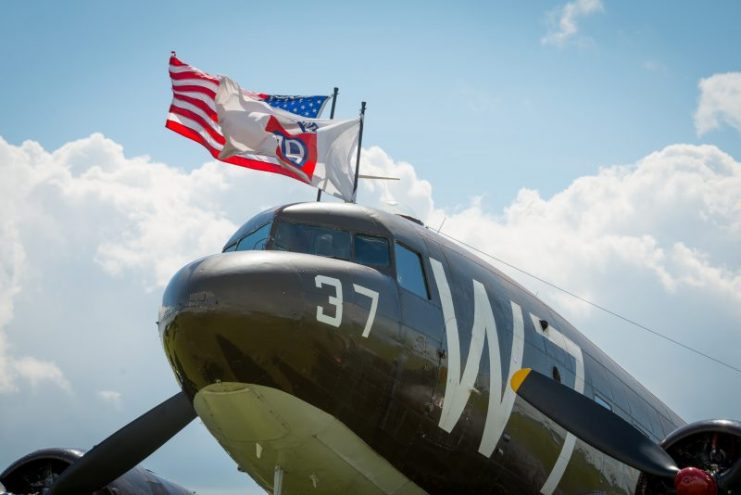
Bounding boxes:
674 467 717 495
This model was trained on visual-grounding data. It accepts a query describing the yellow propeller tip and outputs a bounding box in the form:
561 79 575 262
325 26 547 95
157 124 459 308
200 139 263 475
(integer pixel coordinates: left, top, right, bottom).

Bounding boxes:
511 368 532 392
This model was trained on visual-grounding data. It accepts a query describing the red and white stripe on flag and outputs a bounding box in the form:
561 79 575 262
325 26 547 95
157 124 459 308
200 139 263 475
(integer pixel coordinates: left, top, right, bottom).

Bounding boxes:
165 54 309 184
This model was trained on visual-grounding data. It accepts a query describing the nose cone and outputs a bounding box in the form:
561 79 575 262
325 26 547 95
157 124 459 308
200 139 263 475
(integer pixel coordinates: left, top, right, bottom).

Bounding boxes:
159 251 306 396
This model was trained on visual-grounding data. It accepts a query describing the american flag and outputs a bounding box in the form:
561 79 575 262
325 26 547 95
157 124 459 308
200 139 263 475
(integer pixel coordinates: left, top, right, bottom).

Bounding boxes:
165 53 330 183
261 94 329 117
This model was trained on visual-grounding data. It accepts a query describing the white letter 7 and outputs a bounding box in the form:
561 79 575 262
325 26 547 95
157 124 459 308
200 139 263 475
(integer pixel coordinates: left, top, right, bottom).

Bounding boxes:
353 284 379 338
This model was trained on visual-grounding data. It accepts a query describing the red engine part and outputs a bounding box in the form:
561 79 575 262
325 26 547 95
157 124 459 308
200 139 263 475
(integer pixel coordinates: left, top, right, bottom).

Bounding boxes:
674 467 717 495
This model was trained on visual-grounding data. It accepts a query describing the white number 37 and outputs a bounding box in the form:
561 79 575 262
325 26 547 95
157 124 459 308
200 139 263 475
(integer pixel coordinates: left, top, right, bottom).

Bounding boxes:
314 275 379 338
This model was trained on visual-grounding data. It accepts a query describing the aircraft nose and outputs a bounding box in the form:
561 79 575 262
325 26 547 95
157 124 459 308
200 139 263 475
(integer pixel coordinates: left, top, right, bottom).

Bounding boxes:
158 251 306 396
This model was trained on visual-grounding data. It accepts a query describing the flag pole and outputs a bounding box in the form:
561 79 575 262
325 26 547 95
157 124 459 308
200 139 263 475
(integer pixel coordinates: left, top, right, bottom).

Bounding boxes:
351 101 367 204
329 87 339 118
316 86 339 202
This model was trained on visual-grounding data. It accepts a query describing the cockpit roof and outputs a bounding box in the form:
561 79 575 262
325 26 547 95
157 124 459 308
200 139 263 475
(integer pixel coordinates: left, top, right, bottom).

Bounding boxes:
224 202 427 252
279 203 392 236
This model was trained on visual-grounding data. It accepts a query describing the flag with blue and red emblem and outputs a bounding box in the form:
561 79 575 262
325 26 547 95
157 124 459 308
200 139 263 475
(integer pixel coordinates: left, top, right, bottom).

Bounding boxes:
165 53 333 181
215 76 360 202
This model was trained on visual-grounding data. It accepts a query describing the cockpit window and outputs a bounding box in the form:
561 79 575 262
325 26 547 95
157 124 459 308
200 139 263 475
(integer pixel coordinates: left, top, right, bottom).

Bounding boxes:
235 222 272 251
274 223 351 260
394 242 429 299
354 235 390 267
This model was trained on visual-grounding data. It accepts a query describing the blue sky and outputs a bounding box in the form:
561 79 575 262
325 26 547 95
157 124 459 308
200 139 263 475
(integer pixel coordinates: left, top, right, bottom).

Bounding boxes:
3 1 740 209
1 2 740 494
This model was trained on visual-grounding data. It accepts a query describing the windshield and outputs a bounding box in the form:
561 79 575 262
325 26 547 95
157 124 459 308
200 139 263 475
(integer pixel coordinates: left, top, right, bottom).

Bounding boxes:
271 222 391 268
274 223 351 260
226 218 392 269
224 222 272 252
222 207 278 251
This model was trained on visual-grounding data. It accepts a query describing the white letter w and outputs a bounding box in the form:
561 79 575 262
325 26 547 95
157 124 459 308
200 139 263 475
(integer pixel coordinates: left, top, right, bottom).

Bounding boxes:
430 258 525 457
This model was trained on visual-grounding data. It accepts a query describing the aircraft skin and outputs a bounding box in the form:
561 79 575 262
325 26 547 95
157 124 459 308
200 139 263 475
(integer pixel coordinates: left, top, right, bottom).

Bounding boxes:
159 202 686 495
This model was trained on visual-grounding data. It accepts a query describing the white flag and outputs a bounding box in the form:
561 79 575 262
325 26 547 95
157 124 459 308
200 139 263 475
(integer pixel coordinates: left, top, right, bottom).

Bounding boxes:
216 77 359 201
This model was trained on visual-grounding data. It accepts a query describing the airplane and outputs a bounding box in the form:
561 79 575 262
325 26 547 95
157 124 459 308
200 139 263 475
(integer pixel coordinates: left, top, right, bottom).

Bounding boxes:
1 201 739 495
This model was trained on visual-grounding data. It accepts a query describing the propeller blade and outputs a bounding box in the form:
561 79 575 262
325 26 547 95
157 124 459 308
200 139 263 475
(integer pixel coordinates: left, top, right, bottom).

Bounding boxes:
510 368 679 478
50 391 196 495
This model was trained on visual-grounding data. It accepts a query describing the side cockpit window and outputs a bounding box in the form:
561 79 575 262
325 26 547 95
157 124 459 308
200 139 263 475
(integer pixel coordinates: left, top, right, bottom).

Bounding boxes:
394 242 429 299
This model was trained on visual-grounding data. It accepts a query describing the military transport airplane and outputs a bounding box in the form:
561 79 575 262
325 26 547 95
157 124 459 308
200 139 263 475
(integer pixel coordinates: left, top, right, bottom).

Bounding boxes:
1 202 739 495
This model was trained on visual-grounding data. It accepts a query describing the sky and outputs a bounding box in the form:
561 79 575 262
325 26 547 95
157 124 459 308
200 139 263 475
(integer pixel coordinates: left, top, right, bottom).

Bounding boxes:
1 1 740 494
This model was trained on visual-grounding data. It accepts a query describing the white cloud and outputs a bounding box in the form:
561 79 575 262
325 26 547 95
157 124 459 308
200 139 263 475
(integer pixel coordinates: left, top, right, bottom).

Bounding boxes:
0 132 322 493
0 138 68 394
356 146 438 222
12 357 71 392
361 144 740 310
1 132 740 492
0 133 317 395
541 0 604 47
98 390 123 409
356 143 741 318
694 72 741 135
358 142 741 421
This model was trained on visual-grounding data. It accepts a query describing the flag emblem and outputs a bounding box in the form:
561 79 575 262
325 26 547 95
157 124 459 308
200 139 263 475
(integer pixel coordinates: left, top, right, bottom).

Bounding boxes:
266 116 317 173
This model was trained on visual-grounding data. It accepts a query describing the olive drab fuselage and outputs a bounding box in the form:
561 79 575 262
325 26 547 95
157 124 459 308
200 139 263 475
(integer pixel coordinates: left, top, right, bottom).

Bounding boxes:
159 202 684 494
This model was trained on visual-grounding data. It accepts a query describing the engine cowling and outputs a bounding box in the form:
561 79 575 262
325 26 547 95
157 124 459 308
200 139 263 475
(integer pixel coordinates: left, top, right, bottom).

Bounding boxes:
636 419 741 494
0 448 193 495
